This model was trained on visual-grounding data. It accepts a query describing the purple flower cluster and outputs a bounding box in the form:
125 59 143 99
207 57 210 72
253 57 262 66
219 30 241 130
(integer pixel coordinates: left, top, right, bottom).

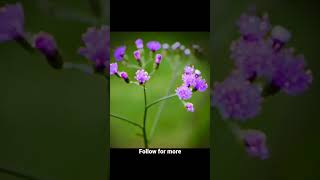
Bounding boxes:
230 9 312 94
213 8 313 160
176 65 208 112
213 74 262 120
135 69 150 85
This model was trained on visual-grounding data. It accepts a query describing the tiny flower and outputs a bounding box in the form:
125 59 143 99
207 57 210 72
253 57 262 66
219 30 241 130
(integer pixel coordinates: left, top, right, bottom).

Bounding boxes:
213 75 262 121
34 32 63 69
34 32 58 57
236 10 270 41
155 54 162 64
120 71 129 83
184 65 195 75
78 26 109 72
135 69 150 85
180 45 186 50
162 43 170 50
114 46 126 61
176 85 192 100
147 41 161 52
185 102 194 112
182 73 196 87
184 49 191 56
110 63 118 75
194 78 208 92
195 69 201 78
272 51 312 95
271 26 291 51
241 130 269 160
135 38 143 49
171 42 181 50
134 50 141 61
0 3 25 42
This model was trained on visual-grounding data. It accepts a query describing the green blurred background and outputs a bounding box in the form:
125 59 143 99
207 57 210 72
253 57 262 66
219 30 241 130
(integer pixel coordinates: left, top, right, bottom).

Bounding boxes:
110 32 210 148
212 0 320 179
0 0 109 179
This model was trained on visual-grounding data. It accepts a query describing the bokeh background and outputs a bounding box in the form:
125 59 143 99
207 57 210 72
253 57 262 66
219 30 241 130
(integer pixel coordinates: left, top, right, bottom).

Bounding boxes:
212 0 320 179
0 0 109 179
110 32 210 148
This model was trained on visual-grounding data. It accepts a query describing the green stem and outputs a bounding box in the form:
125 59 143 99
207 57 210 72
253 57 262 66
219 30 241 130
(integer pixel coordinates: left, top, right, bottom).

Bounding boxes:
146 94 177 109
143 86 148 148
110 114 142 129
0 167 41 180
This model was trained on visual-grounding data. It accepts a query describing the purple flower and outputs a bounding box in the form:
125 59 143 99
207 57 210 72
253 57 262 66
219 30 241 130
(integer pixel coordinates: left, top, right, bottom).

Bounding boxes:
135 38 143 49
110 63 118 75
230 38 275 81
185 102 194 112
271 26 291 51
241 130 269 160
213 75 262 121
34 32 57 57
120 71 129 83
147 41 161 52
114 46 126 61
184 65 194 75
176 85 192 100
135 69 150 85
195 69 201 78
162 43 169 50
194 78 208 92
134 50 141 61
0 3 24 42
182 73 196 87
272 50 312 95
236 9 270 41
155 54 162 64
171 42 181 50
78 26 109 71
184 49 191 56
33 32 63 69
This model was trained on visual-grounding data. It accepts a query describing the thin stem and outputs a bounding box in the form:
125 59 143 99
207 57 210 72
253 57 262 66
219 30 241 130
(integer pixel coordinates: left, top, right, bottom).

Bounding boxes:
110 114 142 129
143 86 148 148
0 167 42 180
146 94 177 109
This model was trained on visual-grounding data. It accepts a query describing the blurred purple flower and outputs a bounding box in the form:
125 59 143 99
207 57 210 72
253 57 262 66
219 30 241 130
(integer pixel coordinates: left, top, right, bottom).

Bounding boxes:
78 26 109 71
114 46 126 61
271 26 291 51
33 32 63 69
272 50 312 95
194 78 208 92
155 54 162 64
134 50 141 61
176 85 192 100
34 32 57 57
230 38 275 81
147 41 161 52
236 9 270 41
213 75 262 121
120 71 129 83
135 38 143 49
241 129 269 160
171 42 181 50
162 43 169 50
184 49 191 56
185 102 194 112
184 65 194 75
182 73 196 87
135 69 150 85
110 63 118 75
0 3 25 42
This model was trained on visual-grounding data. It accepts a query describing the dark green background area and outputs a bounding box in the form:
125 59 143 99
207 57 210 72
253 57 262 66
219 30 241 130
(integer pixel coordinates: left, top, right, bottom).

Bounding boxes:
212 0 320 179
0 0 109 180
110 32 210 148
